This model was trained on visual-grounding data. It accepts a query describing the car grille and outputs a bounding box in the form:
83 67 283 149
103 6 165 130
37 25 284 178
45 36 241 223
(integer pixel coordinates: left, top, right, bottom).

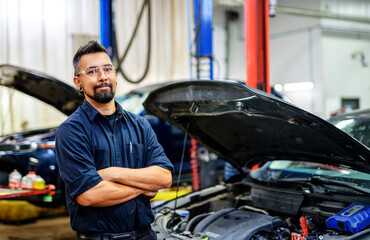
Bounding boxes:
19 144 33 150
0 145 17 151
0 143 35 152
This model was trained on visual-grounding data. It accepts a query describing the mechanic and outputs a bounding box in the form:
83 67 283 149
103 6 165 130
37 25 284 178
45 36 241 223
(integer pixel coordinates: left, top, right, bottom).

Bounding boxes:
55 40 174 240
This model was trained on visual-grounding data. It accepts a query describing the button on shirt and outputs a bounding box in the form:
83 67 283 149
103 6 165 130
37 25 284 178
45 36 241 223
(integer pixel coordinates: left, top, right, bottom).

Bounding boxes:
55 100 174 233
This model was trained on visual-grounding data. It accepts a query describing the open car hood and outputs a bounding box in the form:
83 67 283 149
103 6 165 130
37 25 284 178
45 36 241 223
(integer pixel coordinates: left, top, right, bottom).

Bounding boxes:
0 64 83 115
143 80 370 173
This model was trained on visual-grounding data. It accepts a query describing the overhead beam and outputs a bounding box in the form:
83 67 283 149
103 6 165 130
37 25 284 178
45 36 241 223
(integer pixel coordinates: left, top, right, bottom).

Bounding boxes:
276 6 370 24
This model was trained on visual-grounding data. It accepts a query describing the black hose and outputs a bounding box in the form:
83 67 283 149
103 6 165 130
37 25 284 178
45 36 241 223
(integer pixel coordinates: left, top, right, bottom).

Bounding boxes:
184 212 211 233
113 0 151 84
171 121 190 232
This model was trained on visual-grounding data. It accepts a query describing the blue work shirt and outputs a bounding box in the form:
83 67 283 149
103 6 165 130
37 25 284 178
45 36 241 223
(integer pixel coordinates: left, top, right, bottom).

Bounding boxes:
55 100 174 233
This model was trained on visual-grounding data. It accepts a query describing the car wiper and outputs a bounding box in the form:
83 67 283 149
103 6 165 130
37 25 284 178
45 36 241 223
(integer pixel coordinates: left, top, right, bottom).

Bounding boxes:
275 176 370 194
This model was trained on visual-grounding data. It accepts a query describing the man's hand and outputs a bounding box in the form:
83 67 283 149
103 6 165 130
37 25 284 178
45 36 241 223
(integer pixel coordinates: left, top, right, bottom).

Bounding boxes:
143 190 158 199
98 168 116 182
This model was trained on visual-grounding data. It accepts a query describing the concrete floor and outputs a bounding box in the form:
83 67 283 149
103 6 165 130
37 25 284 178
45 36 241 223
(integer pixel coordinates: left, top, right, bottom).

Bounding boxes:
0 201 75 240
0 215 75 240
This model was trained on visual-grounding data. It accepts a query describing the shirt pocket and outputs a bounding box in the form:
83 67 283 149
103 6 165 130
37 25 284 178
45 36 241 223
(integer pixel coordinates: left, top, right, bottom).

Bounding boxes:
94 147 111 169
127 143 145 168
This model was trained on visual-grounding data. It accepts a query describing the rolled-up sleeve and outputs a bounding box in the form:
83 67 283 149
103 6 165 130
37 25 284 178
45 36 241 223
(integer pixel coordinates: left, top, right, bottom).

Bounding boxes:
55 119 102 200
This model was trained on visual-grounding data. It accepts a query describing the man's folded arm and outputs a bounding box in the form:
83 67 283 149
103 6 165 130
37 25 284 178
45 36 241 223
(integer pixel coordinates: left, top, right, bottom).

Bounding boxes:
76 180 157 207
98 166 172 191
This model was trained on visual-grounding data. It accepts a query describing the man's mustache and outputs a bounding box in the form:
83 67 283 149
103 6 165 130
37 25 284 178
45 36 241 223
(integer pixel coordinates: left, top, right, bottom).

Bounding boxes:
94 83 113 90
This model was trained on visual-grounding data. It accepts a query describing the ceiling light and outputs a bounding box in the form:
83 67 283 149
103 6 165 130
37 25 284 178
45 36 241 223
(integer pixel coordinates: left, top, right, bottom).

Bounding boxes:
284 82 314 92
274 84 283 92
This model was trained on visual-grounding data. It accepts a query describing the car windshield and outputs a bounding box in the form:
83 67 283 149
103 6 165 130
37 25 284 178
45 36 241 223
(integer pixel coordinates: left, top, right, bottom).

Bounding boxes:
250 160 370 189
116 92 149 115
0 86 67 136
329 117 370 148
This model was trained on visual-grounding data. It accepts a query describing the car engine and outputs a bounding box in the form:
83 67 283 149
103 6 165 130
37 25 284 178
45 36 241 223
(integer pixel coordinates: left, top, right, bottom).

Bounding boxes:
152 182 370 240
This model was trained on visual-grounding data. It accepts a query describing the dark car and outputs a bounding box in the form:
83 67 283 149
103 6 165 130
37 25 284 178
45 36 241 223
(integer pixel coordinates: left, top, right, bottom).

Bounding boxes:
116 85 194 178
143 80 370 240
328 108 370 148
0 64 84 205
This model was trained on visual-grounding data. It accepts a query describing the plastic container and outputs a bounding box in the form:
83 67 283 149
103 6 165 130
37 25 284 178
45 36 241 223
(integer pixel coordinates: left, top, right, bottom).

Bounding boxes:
176 210 190 221
25 171 37 188
43 195 53 202
33 175 45 190
20 176 27 188
8 169 22 188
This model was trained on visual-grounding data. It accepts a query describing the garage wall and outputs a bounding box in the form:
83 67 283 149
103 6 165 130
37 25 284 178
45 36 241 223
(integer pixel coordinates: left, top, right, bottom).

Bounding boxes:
270 0 370 118
320 0 370 117
270 0 322 116
0 0 96 135
213 4 245 81
113 0 190 95
215 0 324 116
322 30 370 117
220 0 370 119
2 0 370 135
0 0 99 79
0 0 190 135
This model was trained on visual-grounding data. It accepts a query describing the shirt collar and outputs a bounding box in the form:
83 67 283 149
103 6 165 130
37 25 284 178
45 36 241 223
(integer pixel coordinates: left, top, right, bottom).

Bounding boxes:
115 102 124 118
81 100 127 122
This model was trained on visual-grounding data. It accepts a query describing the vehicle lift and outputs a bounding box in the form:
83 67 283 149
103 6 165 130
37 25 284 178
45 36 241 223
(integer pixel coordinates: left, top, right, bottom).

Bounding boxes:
191 0 272 187
98 0 271 191
244 0 271 93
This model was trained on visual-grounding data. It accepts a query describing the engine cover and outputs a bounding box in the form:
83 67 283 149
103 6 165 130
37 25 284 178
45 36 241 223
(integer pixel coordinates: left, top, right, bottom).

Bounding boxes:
193 208 285 240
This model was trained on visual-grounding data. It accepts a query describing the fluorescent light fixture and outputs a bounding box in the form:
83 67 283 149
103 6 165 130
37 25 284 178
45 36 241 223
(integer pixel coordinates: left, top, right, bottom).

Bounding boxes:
274 84 283 92
284 82 314 92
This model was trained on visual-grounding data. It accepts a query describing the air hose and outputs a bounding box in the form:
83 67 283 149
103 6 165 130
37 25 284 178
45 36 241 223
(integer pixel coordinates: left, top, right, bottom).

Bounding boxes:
113 0 151 84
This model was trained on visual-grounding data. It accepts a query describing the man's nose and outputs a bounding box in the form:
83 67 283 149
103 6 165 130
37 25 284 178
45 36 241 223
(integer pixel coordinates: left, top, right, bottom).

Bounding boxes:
98 68 108 80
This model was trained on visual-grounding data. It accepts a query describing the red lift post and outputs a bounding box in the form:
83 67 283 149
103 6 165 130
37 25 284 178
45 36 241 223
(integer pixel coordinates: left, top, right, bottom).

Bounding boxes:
244 0 271 94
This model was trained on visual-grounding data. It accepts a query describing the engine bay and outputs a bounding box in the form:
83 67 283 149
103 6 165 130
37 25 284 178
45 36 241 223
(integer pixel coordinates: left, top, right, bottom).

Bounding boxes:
152 182 370 240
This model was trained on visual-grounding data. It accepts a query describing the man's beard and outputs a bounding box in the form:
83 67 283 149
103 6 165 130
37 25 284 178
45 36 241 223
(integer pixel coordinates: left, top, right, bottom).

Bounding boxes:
85 83 115 103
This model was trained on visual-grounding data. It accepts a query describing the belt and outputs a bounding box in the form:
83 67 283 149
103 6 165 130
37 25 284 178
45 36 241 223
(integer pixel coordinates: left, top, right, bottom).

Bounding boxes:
77 225 151 240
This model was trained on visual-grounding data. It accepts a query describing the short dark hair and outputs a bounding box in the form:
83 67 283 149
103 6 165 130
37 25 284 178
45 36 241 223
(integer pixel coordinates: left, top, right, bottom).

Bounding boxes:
73 40 109 76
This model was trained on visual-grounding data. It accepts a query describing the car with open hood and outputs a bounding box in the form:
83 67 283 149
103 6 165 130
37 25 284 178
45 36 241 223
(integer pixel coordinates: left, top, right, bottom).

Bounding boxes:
0 64 84 205
143 80 370 240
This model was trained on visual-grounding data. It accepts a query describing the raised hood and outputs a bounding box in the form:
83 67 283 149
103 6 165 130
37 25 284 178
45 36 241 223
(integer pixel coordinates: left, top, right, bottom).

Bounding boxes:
0 64 83 115
143 80 370 173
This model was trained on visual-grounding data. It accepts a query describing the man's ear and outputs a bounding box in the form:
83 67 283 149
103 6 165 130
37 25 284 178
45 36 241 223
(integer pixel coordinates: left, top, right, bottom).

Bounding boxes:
73 76 81 89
